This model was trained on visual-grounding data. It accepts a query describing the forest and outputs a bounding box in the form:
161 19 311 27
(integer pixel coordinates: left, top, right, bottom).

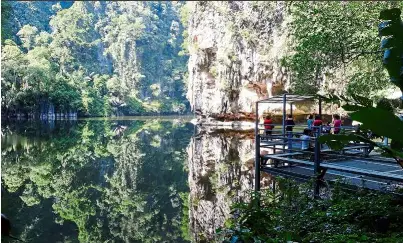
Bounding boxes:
1 1 189 118
2 2 402 118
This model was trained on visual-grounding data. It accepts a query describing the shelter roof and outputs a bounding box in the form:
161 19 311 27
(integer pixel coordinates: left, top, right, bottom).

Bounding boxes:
257 94 315 104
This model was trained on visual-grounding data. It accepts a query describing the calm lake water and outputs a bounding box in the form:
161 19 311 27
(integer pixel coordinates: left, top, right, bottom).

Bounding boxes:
1 118 263 242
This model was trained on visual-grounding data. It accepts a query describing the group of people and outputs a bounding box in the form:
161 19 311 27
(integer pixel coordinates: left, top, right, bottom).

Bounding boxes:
302 114 342 150
263 114 342 136
263 114 296 136
262 114 343 150
306 114 342 135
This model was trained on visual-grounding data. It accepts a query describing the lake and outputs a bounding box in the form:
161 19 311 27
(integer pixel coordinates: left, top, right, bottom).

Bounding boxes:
1 118 266 242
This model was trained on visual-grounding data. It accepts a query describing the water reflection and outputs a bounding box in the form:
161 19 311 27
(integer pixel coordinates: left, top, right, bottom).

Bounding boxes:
1 119 266 242
2 119 193 242
187 127 273 242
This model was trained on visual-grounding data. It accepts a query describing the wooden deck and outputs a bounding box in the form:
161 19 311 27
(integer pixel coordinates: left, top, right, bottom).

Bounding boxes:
258 138 403 192
253 94 401 193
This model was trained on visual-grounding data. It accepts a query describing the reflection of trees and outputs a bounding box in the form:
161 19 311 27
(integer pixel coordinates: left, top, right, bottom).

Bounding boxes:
1 119 193 242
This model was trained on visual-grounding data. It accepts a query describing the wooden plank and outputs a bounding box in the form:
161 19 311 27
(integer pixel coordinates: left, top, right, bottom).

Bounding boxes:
265 155 403 182
260 142 287 146
321 163 403 182
262 152 303 159
274 152 305 157
342 145 370 150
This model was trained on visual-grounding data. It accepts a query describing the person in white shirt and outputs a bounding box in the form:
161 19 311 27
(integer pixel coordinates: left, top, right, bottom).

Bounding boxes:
301 128 313 151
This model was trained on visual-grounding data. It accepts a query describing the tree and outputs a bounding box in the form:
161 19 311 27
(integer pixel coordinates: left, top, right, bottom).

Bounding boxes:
1 1 13 43
16 25 38 50
1 1 190 117
318 8 403 167
284 2 403 97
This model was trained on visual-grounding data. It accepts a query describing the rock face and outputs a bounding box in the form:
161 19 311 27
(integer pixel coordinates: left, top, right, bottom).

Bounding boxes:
185 2 290 120
187 127 273 241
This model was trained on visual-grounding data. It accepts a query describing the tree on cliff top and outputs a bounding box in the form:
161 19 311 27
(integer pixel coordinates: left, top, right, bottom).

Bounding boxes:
284 2 403 98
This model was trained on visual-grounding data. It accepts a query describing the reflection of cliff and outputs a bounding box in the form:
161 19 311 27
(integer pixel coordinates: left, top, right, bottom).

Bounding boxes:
187 128 273 242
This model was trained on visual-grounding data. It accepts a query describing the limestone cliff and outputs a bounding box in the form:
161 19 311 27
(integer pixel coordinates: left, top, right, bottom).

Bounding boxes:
185 2 290 121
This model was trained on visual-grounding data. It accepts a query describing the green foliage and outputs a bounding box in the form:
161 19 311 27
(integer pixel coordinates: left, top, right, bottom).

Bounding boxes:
378 8 403 93
1 2 189 117
125 96 146 114
317 93 403 164
1 1 13 43
179 192 191 241
284 2 403 96
16 25 38 50
178 3 191 56
218 179 403 242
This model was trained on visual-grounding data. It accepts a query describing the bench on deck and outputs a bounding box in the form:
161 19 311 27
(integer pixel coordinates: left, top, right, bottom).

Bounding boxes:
262 154 403 183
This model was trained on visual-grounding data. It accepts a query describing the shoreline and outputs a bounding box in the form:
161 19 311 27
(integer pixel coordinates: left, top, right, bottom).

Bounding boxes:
191 118 255 130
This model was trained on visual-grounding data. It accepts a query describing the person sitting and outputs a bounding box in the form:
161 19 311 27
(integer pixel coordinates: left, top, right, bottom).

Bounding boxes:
263 115 274 139
301 128 313 151
333 114 342 134
322 122 331 134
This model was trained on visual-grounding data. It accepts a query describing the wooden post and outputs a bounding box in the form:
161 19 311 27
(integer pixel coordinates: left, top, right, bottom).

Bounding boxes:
282 93 287 137
314 125 322 198
255 101 259 139
282 94 287 152
255 134 261 192
255 101 261 192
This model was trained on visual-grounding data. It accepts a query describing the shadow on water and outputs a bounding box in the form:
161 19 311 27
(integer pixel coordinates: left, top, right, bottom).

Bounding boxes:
1 118 270 242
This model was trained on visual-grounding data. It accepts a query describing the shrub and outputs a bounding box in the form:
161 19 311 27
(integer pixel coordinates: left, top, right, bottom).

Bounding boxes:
217 179 403 243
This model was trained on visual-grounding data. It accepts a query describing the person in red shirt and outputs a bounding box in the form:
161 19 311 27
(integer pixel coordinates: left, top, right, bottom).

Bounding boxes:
264 115 274 136
312 115 322 135
333 114 342 134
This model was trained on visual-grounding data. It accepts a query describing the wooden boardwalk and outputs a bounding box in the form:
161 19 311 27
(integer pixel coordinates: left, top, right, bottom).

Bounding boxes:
257 138 403 192
262 156 403 191
253 94 403 194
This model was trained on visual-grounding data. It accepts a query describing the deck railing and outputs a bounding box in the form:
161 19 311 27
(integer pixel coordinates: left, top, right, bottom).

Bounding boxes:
254 124 379 196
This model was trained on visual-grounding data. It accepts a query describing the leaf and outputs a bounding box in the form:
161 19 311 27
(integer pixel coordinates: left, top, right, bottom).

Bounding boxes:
342 104 362 111
320 132 403 168
350 107 403 143
351 94 373 107
318 134 360 150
